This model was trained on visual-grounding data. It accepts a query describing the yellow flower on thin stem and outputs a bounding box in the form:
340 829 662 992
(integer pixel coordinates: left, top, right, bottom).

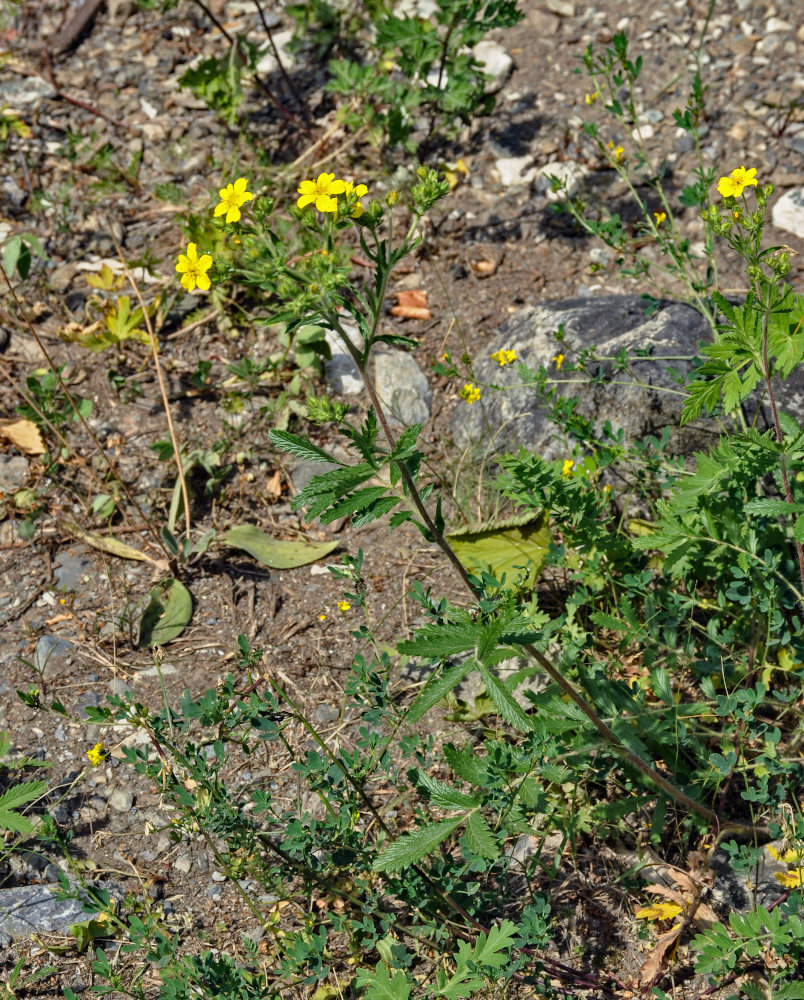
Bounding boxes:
607 141 625 164
214 177 253 223
585 91 599 105
716 165 758 199
87 742 105 767
337 601 351 612
562 459 574 477
491 348 517 367
460 384 481 404
175 243 213 293
297 172 346 213
654 211 667 225
553 353 564 371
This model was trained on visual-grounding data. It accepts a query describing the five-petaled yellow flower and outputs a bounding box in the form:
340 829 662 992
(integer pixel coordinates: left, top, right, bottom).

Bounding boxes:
175 243 213 293
654 211 667 225
717 165 758 199
87 742 104 767
342 180 368 218
562 459 574 477
460 383 481 404
297 172 346 213
553 353 564 371
491 348 517 367
635 901 683 921
337 601 351 612
214 177 253 223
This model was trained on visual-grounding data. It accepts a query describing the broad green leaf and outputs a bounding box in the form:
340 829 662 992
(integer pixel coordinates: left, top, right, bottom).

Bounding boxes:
464 812 498 859
373 816 465 872
447 511 550 586
220 525 338 568
409 768 480 810
397 622 481 659
137 578 193 648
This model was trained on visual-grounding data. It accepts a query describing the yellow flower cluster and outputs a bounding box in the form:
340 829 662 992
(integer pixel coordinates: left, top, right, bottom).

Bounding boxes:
460 383 481 404
717 165 758 199
770 844 804 888
297 173 368 217
562 459 574 477
176 175 254 292
607 141 624 164
553 353 564 371
337 601 351 612
654 211 667 225
491 348 517 367
87 742 104 767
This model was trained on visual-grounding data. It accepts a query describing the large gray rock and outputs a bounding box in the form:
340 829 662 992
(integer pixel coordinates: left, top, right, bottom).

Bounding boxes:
0 884 97 946
374 350 432 428
451 296 716 461
772 188 804 240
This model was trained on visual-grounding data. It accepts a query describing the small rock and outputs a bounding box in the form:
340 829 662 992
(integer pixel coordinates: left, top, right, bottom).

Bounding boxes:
766 17 791 33
174 855 192 874
53 547 94 592
33 635 75 679
545 0 574 16
772 189 804 240
0 76 56 109
494 155 537 187
473 40 513 93
108 787 134 812
536 160 587 201
315 703 339 724
0 455 29 491
212 870 226 882
374 350 432 427
254 29 296 75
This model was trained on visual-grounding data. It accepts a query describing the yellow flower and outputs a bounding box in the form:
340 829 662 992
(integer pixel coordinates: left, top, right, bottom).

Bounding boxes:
553 353 564 370
491 348 517 367
214 177 253 223
607 141 624 163
654 211 667 225
342 180 368 218
87 742 104 767
297 172 346 213
585 91 599 105
175 243 213 293
562 459 574 477
337 601 351 612
775 867 804 888
769 845 804 865
717 165 758 199
319 613 327 621
460 383 481 404
636 901 683 921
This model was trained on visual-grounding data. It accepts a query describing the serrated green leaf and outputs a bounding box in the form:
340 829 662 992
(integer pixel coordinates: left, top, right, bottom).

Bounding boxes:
220 525 338 568
477 663 534 732
407 658 477 724
136 578 193 648
775 983 804 999
0 779 47 833
464 812 498 859
409 768 480 810
373 816 465 872
268 430 341 465
397 622 481 659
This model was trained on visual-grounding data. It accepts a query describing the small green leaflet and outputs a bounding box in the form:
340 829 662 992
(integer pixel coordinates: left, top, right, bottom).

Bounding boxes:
268 429 340 465
373 815 465 872
477 663 535 733
408 767 480 810
0 779 47 834
397 621 481 659
406 658 477 724
355 963 411 1000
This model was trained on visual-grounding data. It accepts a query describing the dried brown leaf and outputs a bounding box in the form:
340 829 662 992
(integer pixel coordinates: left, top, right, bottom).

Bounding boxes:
637 924 681 985
0 418 45 455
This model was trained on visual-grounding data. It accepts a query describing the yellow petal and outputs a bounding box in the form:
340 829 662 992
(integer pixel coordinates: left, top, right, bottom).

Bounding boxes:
175 257 189 273
195 272 211 291
226 206 241 223
185 243 198 261
297 193 315 209
180 272 196 292
214 202 228 217
298 180 316 195
197 254 213 271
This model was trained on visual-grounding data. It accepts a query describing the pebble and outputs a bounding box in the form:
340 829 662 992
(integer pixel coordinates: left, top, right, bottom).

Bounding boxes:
0 455 29 492
33 635 76 679
108 787 134 812
473 40 513 93
494 155 537 187
771 189 804 240
374 350 432 427
546 0 574 16
53 548 94 592
174 855 192 874
536 160 587 201
324 325 363 395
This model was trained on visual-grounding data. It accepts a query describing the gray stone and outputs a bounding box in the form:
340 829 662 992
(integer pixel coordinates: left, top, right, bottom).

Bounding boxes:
0 76 56 109
374 350 432 427
289 457 339 493
314 703 340 724
173 854 192 874
324 326 363 395
0 455 28 491
772 188 804 240
546 0 574 16
254 29 296 75
473 40 513 93
33 635 75 679
53 547 94 592
108 787 134 812
451 296 713 461
0 884 96 946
